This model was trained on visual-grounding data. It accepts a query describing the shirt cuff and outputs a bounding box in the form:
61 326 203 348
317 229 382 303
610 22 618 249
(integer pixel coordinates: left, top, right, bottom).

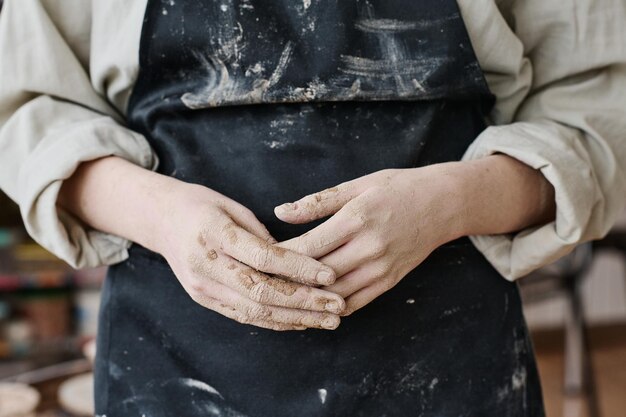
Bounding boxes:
18 116 159 269
461 120 600 281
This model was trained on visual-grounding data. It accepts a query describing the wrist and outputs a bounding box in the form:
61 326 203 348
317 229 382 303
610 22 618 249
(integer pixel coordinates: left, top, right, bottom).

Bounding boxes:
451 154 556 237
58 157 187 255
132 170 192 255
399 163 469 247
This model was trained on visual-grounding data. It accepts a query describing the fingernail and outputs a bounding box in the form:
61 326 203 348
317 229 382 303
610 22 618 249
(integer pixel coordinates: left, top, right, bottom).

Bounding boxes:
276 202 297 212
322 316 339 330
316 270 334 285
325 300 341 314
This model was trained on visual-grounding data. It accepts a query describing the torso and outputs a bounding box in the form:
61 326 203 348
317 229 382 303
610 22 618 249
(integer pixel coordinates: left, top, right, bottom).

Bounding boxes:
93 2 545 416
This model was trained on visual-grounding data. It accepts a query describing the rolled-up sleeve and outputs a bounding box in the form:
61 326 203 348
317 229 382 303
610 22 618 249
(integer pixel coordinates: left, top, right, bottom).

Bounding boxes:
0 0 157 268
461 0 626 280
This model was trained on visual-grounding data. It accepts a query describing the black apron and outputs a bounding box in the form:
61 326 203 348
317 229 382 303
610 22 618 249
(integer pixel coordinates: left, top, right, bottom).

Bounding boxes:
94 1 545 415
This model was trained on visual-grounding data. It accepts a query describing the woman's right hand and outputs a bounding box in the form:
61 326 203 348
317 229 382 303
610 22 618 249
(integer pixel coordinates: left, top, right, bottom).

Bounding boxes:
154 182 346 331
58 157 345 331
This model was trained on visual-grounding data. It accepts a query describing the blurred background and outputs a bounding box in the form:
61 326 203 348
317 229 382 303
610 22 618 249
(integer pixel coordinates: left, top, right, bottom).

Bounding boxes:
1 189 625 417
0 192 102 416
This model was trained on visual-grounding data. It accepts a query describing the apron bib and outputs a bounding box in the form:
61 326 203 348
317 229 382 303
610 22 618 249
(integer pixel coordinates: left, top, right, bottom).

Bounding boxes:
94 1 545 416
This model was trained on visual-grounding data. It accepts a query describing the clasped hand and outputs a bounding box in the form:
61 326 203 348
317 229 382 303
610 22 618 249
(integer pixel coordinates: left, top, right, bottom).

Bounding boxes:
62 155 552 331
164 167 459 331
275 168 456 317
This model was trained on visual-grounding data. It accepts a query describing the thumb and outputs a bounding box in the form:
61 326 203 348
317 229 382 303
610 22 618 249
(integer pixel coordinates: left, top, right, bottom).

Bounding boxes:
274 182 361 224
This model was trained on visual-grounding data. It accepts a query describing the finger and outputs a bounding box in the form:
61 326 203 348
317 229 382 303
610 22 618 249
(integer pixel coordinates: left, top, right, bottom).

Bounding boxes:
274 180 362 224
190 252 346 314
342 279 394 316
188 272 340 330
253 303 341 330
317 236 384 278
192 289 340 330
177 275 305 330
229 261 346 314
275 205 364 259
322 266 378 299
218 221 337 285
224 204 277 244
192 294 308 331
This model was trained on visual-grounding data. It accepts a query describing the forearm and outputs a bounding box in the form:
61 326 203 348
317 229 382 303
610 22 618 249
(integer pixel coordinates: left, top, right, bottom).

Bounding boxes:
57 156 182 254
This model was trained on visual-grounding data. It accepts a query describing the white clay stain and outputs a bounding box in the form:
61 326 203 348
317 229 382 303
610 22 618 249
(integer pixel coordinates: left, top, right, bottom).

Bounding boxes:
318 388 327 404
180 378 224 399
180 1 458 108
511 367 527 390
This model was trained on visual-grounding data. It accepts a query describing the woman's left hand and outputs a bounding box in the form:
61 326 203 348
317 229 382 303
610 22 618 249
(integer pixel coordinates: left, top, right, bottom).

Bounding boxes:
273 166 464 316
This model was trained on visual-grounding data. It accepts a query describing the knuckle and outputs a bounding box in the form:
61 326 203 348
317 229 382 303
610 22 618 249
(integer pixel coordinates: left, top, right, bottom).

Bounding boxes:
250 247 274 271
236 205 256 219
246 304 272 321
369 239 388 259
292 258 311 280
217 222 238 249
214 198 229 211
189 282 207 296
292 296 310 310
293 238 313 257
302 195 319 210
301 316 316 328
343 204 368 231
380 274 396 290
298 196 313 209
376 260 393 277
235 313 252 325
340 306 355 317
248 282 273 304
291 314 308 327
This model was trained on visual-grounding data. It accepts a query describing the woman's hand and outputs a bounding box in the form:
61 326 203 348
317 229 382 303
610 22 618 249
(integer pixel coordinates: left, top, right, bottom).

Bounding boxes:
157 183 346 331
273 155 556 316
273 167 456 316
59 157 345 331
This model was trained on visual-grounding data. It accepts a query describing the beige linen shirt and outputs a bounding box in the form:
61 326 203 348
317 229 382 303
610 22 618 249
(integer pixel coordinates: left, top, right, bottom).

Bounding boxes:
0 0 625 280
